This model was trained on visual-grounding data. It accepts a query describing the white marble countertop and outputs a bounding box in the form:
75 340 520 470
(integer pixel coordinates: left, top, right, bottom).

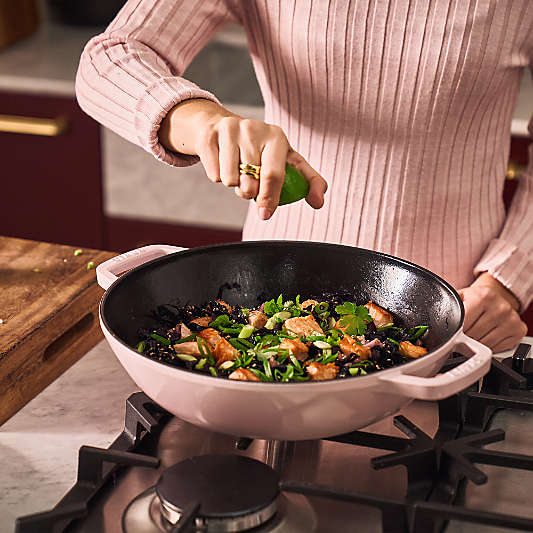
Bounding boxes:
0 340 138 533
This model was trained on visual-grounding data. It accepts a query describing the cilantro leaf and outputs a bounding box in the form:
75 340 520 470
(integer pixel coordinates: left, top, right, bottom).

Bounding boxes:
335 303 372 335
263 299 279 317
335 302 357 315
209 314 231 328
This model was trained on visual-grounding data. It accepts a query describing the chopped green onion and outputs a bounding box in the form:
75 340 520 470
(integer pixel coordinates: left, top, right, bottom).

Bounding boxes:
87 261 95 270
197 338 215 365
229 338 249 352
387 338 400 346
376 323 395 331
237 337 253 347
150 333 171 346
263 359 273 380
177 353 197 362
220 326 242 334
321 353 338 364
289 355 303 372
135 341 146 353
209 366 218 377
256 350 278 361
73 249 83 256
280 365 294 382
220 360 235 370
238 325 255 339
313 340 331 349
265 317 277 330
304 335 327 342
409 325 429 341
195 358 207 370
349 367 367 376
249 368 269 382
274 311 292 321
315 302 329 314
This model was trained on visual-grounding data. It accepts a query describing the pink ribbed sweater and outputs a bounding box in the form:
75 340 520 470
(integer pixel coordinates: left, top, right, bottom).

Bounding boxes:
76 0 533 310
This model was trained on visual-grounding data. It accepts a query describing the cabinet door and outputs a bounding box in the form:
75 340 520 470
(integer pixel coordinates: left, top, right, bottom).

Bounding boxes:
507 136 533 334
0 91 104 248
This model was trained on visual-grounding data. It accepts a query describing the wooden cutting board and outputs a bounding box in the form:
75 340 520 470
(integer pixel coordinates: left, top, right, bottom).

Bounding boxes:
0 236 115 425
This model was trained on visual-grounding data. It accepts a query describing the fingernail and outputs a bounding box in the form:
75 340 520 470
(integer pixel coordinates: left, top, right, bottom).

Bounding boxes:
259 207 272 220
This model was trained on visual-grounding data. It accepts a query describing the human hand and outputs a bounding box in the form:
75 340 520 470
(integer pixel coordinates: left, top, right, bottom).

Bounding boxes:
159 99 328 220
458 272 527 352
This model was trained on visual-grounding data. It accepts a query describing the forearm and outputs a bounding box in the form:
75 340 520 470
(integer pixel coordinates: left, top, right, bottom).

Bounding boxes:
159 99 237 156
75 0 235 166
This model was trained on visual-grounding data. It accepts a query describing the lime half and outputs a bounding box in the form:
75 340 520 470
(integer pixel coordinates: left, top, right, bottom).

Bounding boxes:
279 164 310 205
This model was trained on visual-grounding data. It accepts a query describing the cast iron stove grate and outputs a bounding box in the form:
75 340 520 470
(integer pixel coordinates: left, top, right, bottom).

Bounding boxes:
14 345 533 533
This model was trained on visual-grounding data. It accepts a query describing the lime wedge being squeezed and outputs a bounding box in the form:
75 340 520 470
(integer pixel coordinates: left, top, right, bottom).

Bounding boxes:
278 164 310 205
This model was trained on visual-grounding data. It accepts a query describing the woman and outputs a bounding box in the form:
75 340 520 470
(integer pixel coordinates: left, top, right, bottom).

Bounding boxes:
76 0 532 351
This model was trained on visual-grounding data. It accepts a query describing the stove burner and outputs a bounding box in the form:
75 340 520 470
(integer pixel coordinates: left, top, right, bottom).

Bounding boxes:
155 455 280 532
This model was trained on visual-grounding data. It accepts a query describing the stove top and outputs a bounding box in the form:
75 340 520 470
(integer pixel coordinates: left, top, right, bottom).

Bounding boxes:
14 341 533 533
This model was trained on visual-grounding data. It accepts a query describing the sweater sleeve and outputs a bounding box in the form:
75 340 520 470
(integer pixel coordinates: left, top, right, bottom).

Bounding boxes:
474 67 533 312
75 0 239 167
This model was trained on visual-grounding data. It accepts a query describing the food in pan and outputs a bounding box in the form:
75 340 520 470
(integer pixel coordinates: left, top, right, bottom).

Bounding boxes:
135 295 429 382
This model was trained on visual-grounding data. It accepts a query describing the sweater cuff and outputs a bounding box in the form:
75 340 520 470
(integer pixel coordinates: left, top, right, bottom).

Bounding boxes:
474 238 533 313
134 76 220 167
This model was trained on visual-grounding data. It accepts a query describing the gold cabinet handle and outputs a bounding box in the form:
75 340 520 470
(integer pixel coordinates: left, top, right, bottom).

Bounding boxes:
0 114 68 136
506 161 527 180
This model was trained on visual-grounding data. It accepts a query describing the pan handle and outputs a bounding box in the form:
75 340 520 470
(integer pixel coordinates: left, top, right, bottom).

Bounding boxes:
377 333 492 401
96 245 187 290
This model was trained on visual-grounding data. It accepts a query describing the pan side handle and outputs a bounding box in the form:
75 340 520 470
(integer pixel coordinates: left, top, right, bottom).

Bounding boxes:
96 245 187 290
377 333 492 401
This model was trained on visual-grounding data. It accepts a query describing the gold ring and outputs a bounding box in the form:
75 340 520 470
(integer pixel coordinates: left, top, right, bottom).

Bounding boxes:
239 163 261 180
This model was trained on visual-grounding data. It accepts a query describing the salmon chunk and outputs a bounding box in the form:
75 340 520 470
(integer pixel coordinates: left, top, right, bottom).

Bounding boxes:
229 368 261 382
248 310 268 329
339 335 371 359
216 299 233 312
305 362 339 381
173 341 201 356
399 341 428 359
365 302 394 328
197 328 222 349
299 299 318 310
190 316 212 327
180 323 192 338
279 337 309 361
213 338 238 366
284 315 324 336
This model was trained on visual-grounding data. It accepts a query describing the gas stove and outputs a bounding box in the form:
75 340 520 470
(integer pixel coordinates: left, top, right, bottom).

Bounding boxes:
14 339 533 533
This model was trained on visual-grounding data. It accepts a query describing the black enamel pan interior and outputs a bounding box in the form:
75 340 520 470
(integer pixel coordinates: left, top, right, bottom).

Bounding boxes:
101 241 464 354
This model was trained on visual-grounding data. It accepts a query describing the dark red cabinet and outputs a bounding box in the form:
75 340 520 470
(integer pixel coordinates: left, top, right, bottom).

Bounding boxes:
0 90 104 248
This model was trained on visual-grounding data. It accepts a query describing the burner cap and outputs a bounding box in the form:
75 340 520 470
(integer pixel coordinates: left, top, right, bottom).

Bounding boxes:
156 455 280 529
